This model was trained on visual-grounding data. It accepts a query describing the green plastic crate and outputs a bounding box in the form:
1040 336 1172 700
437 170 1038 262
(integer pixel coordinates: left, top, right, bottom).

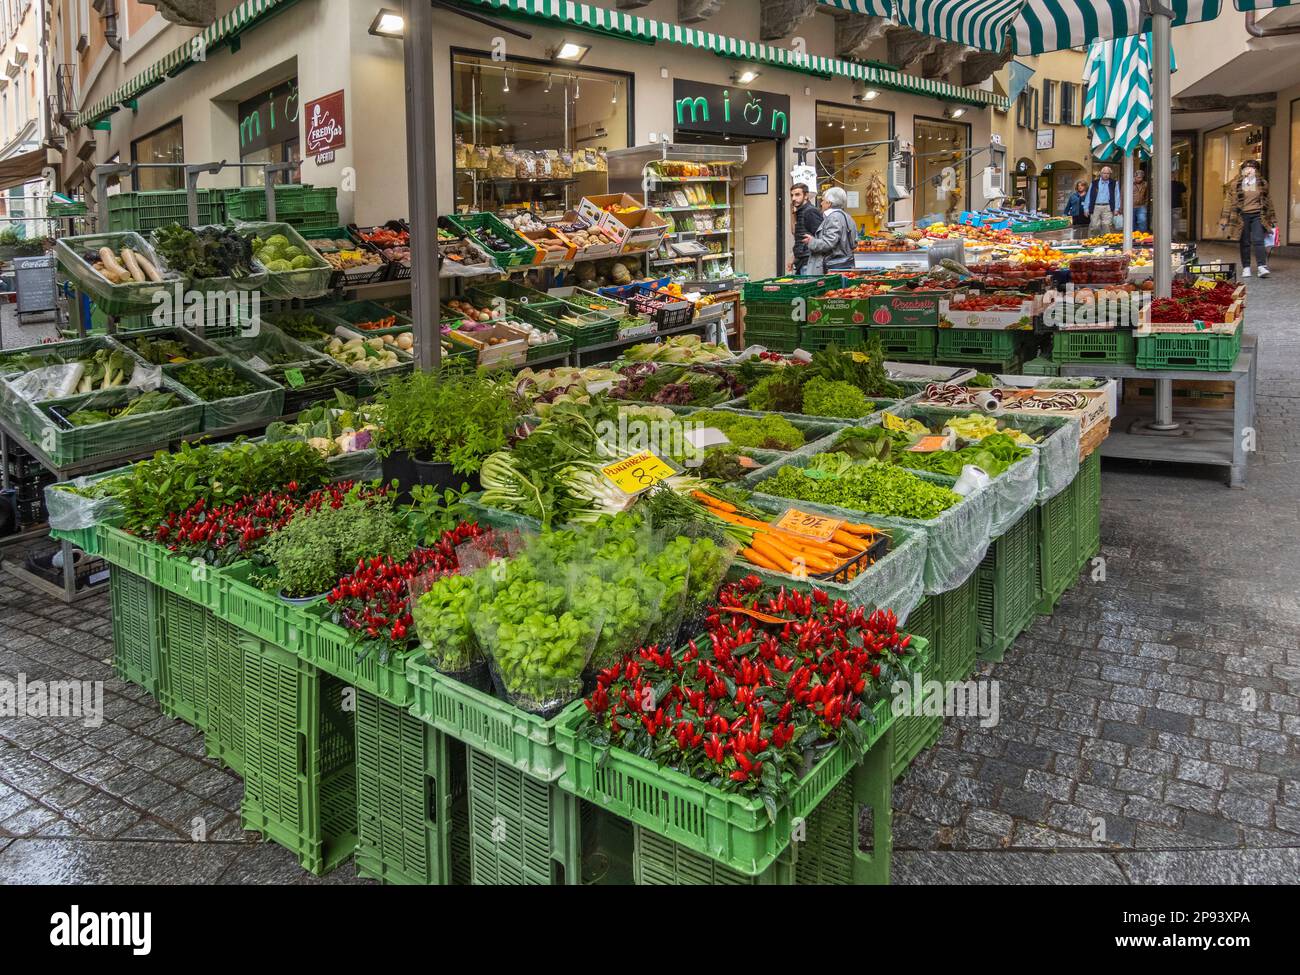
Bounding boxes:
936 328 1034 363
556 693 894 877
354 691 470 885
405 655 576 783
891 634 940 779
466 745 584 885
99 525 223 612
1051 329 1136 364
158 589 214 730
1020 356 1060 377
743 320 802 352
743 299 803 321
874 326 937 362
743 275 844 301
223 184 336 221
108 567 164 696
634 731 894 884
17 385 204 468
301 604 413 708
938 574 978 684
204 614 247 776
975 507 1039 663
525 335 574 363
1037 481 1079 614
1075 450 1102 566
447 212 535 268
1134 327 1242 371
161 356 285 432
106 190 225 232
240 638 357 876
800 324 865 352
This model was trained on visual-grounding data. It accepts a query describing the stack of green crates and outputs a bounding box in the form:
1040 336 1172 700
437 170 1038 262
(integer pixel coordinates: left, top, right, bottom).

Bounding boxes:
105 189 225 232
223 184 339 231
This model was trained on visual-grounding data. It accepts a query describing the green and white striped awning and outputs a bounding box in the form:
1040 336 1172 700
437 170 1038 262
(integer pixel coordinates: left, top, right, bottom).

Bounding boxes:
816 1 1297 55
457 0 1007 107
72 0 296 128
1084 33 1157 159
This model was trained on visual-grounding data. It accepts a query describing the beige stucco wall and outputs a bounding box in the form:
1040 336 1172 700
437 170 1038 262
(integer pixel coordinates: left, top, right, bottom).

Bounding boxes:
57 0 1001 269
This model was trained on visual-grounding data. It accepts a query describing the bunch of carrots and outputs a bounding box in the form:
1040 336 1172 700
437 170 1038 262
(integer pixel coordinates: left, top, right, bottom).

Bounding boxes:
690 490 884 580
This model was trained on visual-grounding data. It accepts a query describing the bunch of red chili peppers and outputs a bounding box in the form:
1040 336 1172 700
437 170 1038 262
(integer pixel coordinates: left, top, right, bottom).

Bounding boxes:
327 520 487 654
580 574 915 802
1151 280 1239 325
150 480 357 567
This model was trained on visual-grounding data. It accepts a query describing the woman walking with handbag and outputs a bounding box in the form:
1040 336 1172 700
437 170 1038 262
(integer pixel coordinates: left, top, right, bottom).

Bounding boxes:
1219 159 1276 278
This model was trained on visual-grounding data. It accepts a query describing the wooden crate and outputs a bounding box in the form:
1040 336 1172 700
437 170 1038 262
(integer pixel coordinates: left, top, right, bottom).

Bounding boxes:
1122 379 1235 411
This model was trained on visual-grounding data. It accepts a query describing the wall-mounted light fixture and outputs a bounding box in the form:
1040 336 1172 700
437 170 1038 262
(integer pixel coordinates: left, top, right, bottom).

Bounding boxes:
732 67 761 85
368 8 404 37
549 40 592 62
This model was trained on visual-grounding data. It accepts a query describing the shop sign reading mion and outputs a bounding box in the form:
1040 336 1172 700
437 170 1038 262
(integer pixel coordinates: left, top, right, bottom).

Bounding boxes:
672 79 790 138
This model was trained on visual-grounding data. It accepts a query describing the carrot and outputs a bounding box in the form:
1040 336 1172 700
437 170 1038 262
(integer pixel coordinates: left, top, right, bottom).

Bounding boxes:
839 521 880 536
756 533 839 572
692 490 737 513
741 546 781 571
750 534 798 573
832 530 871 550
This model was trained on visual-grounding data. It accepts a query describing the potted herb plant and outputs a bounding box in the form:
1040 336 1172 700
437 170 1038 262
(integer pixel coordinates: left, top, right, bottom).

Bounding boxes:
373 367 517 495
258 492 415 603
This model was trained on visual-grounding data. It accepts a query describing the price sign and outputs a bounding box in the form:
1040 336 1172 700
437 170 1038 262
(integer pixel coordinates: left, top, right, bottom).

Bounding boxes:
283 368 307 389
774 508 842 542
601 450 675 495
247 355 271 373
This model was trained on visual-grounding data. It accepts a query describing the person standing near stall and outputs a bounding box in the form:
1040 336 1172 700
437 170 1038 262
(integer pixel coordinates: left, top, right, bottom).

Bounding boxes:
788 183 823 274
802 186 857 274
1219 159 1276 278
1132 169 1150 232
1084 165 1122 231
1065 179 1091 227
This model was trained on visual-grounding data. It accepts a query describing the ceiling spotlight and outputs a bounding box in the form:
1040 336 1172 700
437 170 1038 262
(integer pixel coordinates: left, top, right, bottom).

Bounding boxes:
545 72 553 93
503 69 510 93
732 67 761 85
945 105 966 119
612 83 618 104
573 75 581 100
550 40 591 62
861 89 880 101
367 8 404 37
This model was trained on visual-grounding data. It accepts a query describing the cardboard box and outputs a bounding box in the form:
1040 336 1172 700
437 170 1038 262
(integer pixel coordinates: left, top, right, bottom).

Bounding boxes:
1122 378 1235 411
518 228 575 267
577 193 647 225
868 290 944 327
599 209 669 254
996 388 1110 440
939 293 1037 331
447 323 529 368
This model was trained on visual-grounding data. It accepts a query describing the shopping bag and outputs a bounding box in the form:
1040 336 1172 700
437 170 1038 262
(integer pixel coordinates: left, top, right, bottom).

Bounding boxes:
1268 225 1281 249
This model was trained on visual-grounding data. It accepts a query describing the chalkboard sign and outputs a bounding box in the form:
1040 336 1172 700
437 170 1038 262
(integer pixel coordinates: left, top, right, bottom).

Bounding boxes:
14 256 56 315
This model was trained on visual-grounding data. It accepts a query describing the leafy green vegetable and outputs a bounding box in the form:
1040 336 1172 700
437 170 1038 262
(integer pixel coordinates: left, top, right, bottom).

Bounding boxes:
152 224 258 280
805 336 903 399
373 366 516 473
758 454 961 520
800 377 876 418
746 371 805 413
689 410 805 451
170 362 257 401
61 390 180 427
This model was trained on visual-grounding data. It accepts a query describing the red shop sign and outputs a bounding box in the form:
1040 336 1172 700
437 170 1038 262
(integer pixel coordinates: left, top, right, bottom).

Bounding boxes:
305 90 346 154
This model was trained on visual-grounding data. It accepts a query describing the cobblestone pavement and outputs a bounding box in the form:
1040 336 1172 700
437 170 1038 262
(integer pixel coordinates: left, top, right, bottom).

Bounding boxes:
1 248 1297 884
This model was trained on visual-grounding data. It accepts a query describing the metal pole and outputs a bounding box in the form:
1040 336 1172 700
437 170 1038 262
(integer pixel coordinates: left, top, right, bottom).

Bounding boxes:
404 0 440 370
1122 151 1134 252
264 164 277 222
1150 11 1177 430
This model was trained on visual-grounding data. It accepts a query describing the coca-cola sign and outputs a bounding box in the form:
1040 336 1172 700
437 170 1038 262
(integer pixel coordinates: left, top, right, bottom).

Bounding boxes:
305 90 346 155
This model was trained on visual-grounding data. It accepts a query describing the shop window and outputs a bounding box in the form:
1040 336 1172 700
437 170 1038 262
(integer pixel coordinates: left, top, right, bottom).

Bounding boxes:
451 51 631 213
1060 83 1076 125
914 116 970 224
813 101 893 234
1043 82 1056 125
1201 121 1265 240
131 119 184 190
238 79 301 186
1289 99 1300 245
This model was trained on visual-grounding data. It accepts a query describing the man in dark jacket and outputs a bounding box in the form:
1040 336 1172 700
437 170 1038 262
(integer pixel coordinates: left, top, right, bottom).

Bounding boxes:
790 183 823 274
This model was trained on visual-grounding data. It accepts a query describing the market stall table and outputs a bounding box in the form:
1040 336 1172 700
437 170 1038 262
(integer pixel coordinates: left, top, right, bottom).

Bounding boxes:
1058 334 1257 488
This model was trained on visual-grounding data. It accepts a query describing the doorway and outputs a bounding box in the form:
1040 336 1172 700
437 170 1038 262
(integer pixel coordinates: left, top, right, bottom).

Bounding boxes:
1171 132 1195 242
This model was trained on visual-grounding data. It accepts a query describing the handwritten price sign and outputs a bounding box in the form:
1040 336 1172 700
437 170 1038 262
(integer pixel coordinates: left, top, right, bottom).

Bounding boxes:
774 508 842 542
601 450 675 495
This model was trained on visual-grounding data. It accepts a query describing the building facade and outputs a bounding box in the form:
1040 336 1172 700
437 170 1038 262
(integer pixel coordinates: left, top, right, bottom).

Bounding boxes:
45 0 1022 276
1 0 51 235
991 49 1094 216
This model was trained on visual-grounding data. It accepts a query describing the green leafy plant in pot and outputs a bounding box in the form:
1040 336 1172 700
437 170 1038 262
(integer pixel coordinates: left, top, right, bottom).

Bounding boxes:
373 366 517 495
258 490 415 602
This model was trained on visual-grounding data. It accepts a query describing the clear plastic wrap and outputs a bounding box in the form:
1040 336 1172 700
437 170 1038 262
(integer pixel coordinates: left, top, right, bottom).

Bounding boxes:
150 223 268 295
325 448 382 483
987 450 1040 538
162 355 285 431
7 364 85 402
53 232 182 315
232 221 332 300
44 469 129 531
749 454 996 596
737 495 928 622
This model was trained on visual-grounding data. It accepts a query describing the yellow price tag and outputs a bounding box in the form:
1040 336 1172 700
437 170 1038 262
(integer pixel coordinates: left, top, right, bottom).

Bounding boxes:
774 508 842 542
601 451 676 495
